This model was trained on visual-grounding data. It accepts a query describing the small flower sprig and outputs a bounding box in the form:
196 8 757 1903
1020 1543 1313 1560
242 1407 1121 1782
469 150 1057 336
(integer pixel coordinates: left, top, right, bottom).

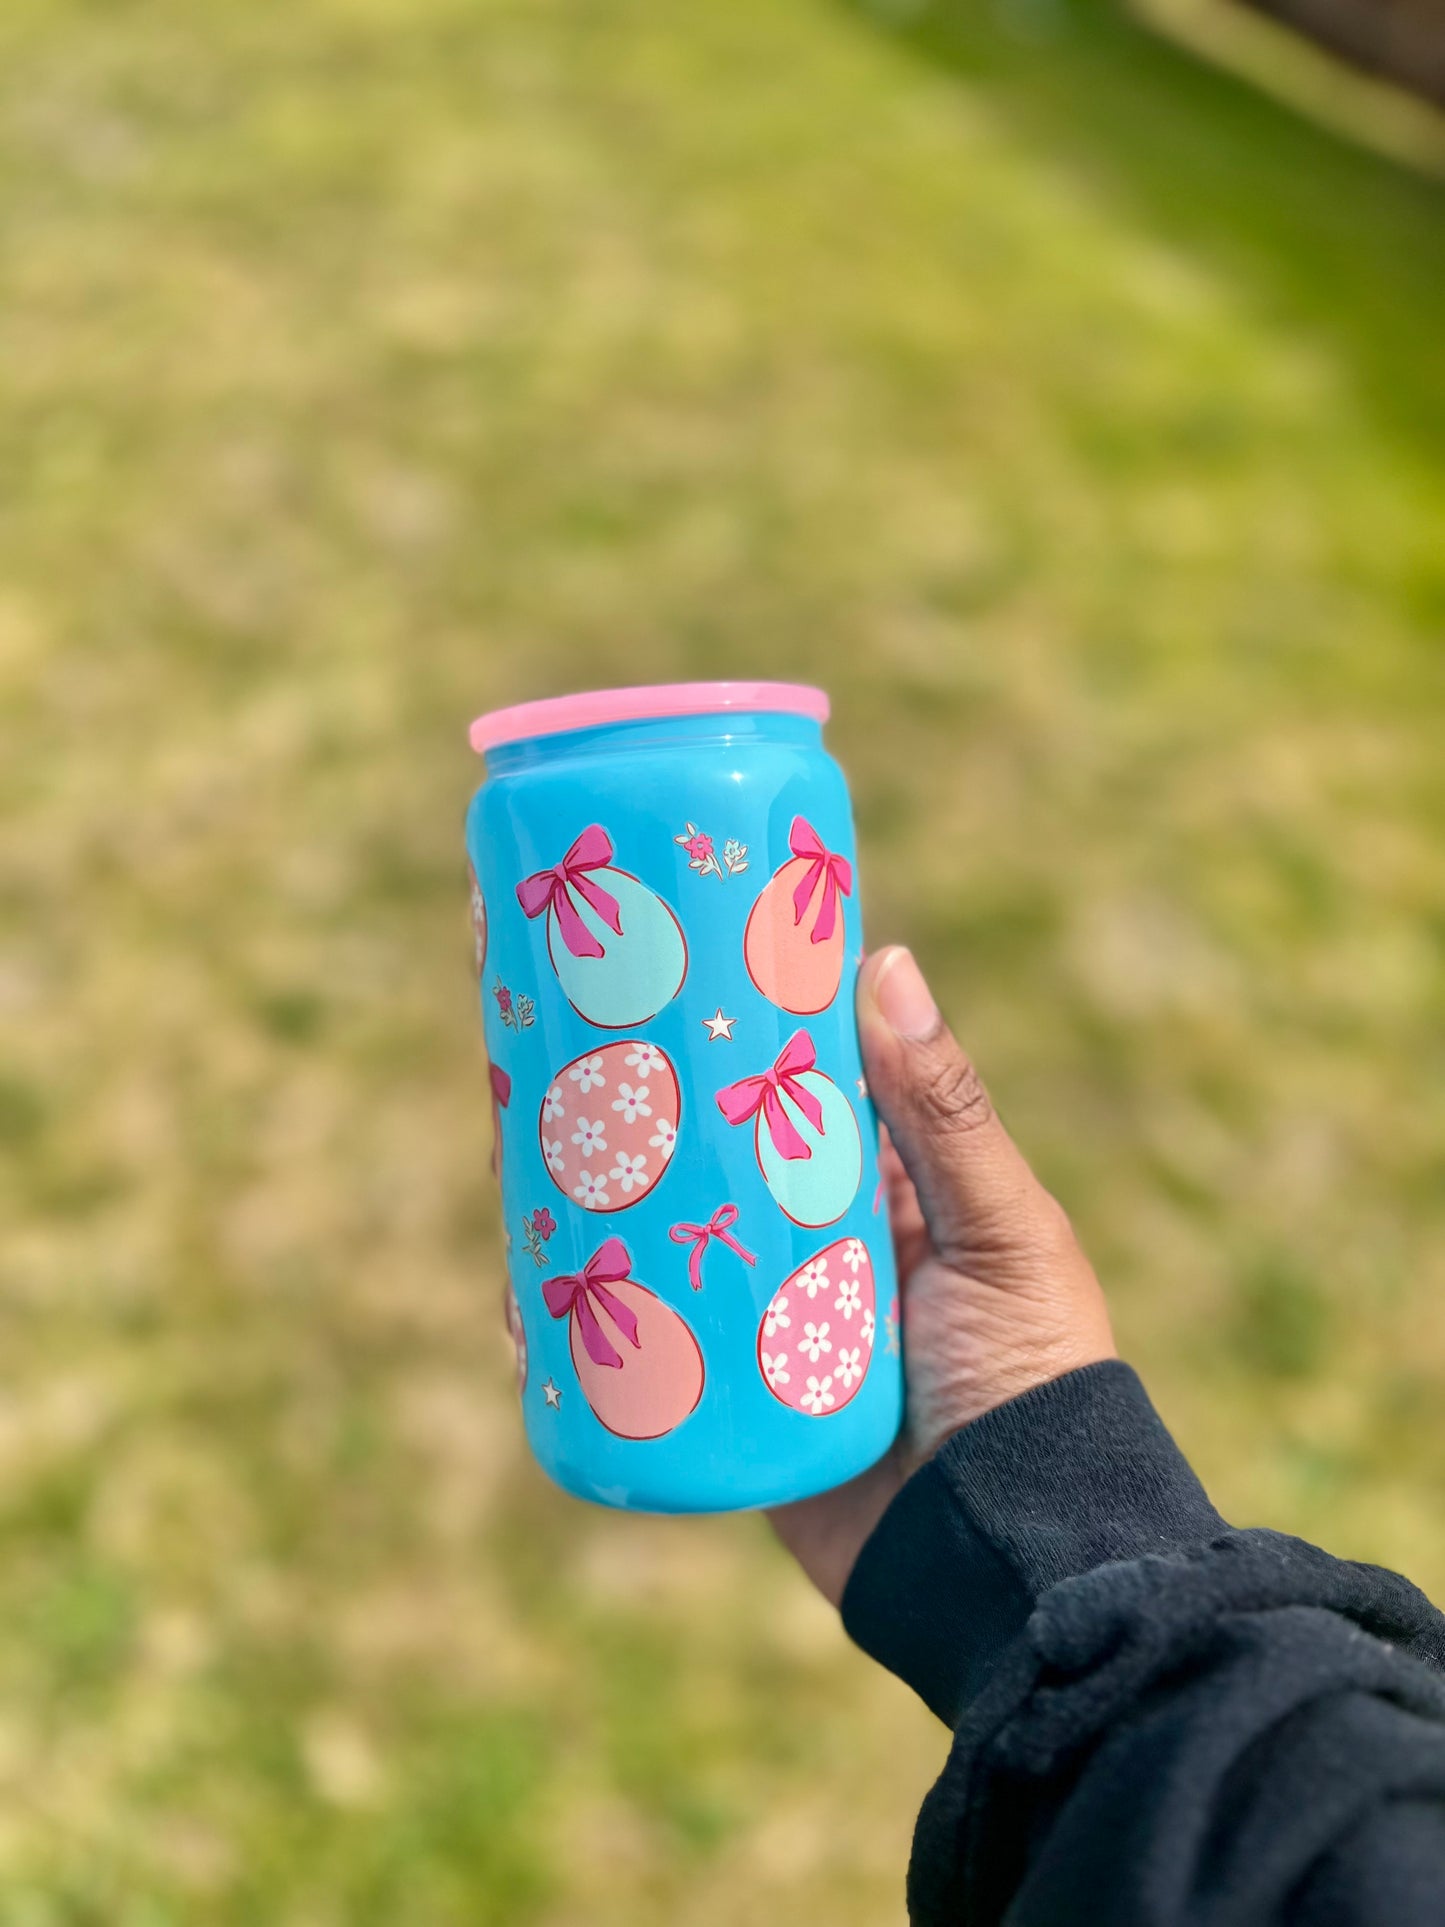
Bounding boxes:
493 977 535 1031
521 1206 556 1267
675 823 749 882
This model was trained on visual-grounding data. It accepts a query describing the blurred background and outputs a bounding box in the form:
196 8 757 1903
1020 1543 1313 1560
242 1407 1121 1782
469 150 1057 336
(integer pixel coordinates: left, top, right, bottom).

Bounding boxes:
2 0 1443 1920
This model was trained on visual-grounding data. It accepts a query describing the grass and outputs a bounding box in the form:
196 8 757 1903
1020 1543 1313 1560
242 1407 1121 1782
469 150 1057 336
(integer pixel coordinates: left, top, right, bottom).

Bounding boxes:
1 0 1442 1917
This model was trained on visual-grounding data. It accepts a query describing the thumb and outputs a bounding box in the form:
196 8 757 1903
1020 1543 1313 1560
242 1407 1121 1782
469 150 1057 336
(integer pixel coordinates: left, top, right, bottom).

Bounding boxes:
857 946 1055 1273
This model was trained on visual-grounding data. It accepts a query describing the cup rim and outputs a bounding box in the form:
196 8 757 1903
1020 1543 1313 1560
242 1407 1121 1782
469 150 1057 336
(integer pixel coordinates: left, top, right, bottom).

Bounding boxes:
469 680 830 754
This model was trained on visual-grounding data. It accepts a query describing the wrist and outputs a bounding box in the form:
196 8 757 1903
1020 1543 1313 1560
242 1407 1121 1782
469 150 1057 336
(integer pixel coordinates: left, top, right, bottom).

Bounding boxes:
768 1445 908 1609
842 1361 1226 1725
904 1336 1121 1467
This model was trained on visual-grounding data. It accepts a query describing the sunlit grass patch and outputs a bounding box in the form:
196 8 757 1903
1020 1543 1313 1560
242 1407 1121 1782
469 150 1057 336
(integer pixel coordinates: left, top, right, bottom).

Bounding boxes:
0 0 1440 1917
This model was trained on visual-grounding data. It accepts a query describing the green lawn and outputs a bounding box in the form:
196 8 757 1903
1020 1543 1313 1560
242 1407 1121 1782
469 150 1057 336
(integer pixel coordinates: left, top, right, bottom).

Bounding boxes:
1 0 1442 1919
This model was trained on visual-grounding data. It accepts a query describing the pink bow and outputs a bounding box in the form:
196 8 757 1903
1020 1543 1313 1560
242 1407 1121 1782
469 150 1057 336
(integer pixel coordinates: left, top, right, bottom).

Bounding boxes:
542 1237 641 1370
669 1204 757 1292
789 817 852 945
715 1030 825 1162
489 1063 511 1107
516 825 623 960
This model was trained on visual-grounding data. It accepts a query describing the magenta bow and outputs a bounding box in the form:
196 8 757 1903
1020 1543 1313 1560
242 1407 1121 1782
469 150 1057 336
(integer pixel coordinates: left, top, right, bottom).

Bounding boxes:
515 825 623 960
669 1204 758 1292
788 817 852 945
542 1236 641 1370
489 1063 511 1107
715 1030 825 1162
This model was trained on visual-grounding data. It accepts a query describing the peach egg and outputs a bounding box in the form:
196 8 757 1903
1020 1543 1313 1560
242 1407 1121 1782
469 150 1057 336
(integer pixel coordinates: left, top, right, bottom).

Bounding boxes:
539 1039 681 1215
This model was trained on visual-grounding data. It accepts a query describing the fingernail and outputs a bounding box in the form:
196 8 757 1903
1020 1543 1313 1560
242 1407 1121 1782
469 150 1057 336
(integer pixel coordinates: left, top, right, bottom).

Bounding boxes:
872 947 938 1040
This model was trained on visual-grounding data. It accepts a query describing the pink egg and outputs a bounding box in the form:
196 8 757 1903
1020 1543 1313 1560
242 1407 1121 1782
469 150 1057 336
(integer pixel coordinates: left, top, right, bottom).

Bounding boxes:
539 1040 681 1215
756 1236 876 1417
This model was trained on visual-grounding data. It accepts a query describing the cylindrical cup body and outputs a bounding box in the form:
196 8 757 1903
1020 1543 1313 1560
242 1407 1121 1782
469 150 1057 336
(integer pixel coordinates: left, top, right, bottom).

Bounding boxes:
466 706 901 1512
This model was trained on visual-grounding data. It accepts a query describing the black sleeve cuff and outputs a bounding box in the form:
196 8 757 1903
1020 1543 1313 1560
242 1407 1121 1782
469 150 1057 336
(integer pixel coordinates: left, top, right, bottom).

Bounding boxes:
840 1360 1227 1726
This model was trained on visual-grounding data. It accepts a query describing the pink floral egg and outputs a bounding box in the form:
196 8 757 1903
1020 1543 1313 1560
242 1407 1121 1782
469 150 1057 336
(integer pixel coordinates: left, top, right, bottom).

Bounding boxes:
538 1039 681 1215
756 1236 876 1417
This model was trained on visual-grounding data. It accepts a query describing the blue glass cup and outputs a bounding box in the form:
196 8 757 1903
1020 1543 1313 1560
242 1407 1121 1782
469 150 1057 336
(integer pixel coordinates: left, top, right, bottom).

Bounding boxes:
466 682 902 1512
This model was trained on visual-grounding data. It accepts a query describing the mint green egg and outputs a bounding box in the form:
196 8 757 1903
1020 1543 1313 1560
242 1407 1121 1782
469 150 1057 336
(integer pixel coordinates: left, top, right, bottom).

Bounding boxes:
756 1070 862 1227
548 868 687 1028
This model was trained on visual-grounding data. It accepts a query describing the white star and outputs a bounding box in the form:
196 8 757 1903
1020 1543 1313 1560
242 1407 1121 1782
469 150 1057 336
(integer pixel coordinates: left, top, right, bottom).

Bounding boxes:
702 1008 736 1042
855 1075 868 1098
542 1377 562 1410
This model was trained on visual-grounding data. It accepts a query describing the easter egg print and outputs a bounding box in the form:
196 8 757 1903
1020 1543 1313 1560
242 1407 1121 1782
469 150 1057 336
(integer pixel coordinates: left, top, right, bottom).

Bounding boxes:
540 1040 680 1214
489 1062 511 1189
467 861 488 977
744 816 852 1016
516 824 686 1029
544 1236 704 1441
716 1031 862 1228
758 1237 875 1417
505 1279 528 1396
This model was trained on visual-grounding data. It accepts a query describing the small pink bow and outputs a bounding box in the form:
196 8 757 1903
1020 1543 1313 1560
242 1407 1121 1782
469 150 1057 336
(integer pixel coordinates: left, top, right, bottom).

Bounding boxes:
669 1204 757 1292
715 1030 825 1162
789 817 852 945
489 1063 511 1107
516 825 623 960
542 1236 640 1370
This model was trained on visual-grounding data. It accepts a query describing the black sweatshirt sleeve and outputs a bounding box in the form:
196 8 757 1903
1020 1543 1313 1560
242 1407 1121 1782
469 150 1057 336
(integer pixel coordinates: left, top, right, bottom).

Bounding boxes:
841 1362 1445 1925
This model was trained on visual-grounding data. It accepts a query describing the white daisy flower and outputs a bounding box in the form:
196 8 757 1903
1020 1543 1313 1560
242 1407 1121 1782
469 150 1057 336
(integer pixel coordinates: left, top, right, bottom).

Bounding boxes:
798 1321 832 1364
861 1308 876 1349
842 1239 868 1273
798 1258 830 1300
573 1170 611 1210
761 1350 790 1389
625 1042 665 1075
571 1117 607 1159
543 1136 565 1175
834 1278 862 1320
610 1081 652 1124
568 1055 607 1093
834 1346 863 1389
542 1084 566 1123
763 1292 791 1338
609 1150 648 1194
801 1375 835 1416
648 1117 677 1155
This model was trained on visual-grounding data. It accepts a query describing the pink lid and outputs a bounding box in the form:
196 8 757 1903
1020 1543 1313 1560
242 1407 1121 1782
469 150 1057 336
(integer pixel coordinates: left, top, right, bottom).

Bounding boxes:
469 680 829 754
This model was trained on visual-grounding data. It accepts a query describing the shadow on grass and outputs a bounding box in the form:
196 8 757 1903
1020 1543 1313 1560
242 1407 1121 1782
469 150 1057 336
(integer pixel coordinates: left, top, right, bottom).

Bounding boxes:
840 0 1445 461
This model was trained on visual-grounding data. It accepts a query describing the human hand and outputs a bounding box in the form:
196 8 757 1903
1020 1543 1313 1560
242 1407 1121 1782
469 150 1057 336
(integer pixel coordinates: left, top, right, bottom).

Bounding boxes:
767 946 1117 1607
